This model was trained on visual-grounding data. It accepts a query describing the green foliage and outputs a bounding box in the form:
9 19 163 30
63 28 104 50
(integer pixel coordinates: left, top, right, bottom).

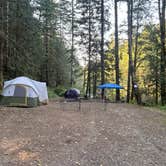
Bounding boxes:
0 0 80 88
159 105 166 112
54 86 67 97
47 87 59 99
146 105 166 113
106 22 164 105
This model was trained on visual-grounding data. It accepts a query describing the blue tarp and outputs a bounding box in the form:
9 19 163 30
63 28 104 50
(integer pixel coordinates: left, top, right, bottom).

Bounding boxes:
97 83 123 89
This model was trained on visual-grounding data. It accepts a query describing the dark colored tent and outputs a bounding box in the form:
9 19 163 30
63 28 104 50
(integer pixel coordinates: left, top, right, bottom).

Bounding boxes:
98 83 123 89
64 88 80 99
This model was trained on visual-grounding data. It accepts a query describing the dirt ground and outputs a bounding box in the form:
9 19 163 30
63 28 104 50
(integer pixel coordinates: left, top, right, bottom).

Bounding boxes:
0 101 166 166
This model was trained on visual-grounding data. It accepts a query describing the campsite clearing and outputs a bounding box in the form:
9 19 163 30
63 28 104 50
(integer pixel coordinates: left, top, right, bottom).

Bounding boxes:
0 101 166 166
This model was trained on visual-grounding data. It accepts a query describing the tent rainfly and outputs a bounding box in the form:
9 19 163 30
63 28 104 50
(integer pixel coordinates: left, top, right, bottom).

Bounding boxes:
97 83 123 89
64 88 80 99
0 76 48 107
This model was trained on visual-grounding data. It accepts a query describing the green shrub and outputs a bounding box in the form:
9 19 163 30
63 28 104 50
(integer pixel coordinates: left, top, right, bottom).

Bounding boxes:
54 86 67 97
159 105 166 112
48 87 59 99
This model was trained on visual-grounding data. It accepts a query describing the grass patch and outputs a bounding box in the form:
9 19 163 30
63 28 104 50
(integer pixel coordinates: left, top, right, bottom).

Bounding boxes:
158 105 166 112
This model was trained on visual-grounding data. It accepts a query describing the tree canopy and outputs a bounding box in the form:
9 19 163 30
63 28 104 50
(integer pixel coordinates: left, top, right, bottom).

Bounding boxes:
0 0 165 105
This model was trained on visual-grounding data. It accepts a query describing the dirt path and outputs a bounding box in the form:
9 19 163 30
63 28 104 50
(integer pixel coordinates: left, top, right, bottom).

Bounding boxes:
0 102 166 166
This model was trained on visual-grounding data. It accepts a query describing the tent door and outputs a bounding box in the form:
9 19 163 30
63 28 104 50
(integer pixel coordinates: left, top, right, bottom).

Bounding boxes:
12 85 28 106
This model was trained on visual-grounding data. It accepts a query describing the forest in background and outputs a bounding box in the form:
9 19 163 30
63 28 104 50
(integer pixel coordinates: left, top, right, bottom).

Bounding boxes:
0 0 165 106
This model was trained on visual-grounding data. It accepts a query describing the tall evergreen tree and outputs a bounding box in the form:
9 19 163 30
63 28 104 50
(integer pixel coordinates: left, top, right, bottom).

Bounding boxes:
114 0 120 101
100 0 105 99
126 0 133 103
158 0 166 105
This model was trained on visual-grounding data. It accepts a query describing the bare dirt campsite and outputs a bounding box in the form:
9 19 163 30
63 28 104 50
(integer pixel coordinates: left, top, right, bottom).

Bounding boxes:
0 101 166 166
1 0 166 165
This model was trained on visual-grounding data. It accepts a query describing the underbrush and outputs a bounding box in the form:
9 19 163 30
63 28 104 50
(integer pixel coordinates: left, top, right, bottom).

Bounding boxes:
48 86 67 99
48 87 59 99
53 86 67 97
145 104 166 113
157 105 166 112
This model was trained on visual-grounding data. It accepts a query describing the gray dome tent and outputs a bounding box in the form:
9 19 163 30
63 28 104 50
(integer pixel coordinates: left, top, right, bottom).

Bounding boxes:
64 88 80 99
0 76 48 107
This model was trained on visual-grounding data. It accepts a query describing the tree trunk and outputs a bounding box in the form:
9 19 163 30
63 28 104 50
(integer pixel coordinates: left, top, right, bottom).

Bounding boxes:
127 0 132 103
0 3 4 90
101 0 105 99
131 12 139 100
155 69 159 105
0 43 3 90
4 1 9 75
86 0 92 98
114 0 120 101
83 67 86 93
93 62 97 98
44 13 49 86
15 0 19 77
70 0 74 87
158 0 166 105
127 0 142 104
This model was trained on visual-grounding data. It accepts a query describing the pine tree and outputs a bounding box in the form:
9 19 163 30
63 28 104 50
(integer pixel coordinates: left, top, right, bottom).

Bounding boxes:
158 0 166 105
114 0 120 101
